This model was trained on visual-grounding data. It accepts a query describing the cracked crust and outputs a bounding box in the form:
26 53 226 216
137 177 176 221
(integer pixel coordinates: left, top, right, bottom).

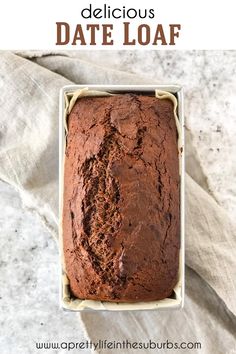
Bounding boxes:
63 94 180 302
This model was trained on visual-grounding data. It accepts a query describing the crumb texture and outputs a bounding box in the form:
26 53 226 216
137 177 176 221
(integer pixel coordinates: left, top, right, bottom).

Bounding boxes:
63 94 180 302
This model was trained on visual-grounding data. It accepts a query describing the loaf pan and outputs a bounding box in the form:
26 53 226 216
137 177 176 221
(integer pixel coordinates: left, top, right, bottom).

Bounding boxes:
59 85 185 311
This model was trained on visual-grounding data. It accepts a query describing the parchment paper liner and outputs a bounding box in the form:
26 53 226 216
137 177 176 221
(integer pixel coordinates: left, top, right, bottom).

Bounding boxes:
60 87 183 311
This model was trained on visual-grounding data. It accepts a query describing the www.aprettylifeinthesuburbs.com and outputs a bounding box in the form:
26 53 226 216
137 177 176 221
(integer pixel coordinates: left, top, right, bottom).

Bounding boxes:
35 339 202 351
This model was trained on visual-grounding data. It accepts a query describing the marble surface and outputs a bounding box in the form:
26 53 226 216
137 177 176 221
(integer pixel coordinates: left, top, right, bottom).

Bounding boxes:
0 50 236 353
0 181 89 354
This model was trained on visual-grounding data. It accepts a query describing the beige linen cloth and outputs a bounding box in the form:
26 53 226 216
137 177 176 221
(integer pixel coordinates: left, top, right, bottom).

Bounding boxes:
0 51 235 353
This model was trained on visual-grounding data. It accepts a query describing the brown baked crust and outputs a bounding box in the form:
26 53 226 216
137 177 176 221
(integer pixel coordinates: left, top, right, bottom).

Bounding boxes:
63 94 180 302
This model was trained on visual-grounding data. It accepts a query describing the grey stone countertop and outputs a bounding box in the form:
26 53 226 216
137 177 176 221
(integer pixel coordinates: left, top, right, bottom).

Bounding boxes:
0 50 236 353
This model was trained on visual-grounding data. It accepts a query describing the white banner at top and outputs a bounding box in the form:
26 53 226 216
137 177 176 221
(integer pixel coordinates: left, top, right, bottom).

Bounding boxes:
0 0 236 50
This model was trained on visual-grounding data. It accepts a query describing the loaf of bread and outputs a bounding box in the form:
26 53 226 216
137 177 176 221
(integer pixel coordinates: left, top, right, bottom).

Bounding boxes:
63 93 180 302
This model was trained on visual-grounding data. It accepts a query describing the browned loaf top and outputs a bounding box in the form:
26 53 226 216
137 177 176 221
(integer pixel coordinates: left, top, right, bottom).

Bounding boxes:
63 94 180 302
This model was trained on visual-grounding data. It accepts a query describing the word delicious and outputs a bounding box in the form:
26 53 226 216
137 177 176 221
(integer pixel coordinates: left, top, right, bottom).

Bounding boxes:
79 4 155 19
56 22 181 46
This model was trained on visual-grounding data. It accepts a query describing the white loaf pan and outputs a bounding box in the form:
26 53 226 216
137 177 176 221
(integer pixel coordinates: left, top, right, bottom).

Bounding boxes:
59 85 185 311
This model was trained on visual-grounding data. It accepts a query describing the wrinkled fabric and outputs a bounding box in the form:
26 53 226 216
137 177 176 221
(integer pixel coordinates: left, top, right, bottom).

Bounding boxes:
0 51 235 354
